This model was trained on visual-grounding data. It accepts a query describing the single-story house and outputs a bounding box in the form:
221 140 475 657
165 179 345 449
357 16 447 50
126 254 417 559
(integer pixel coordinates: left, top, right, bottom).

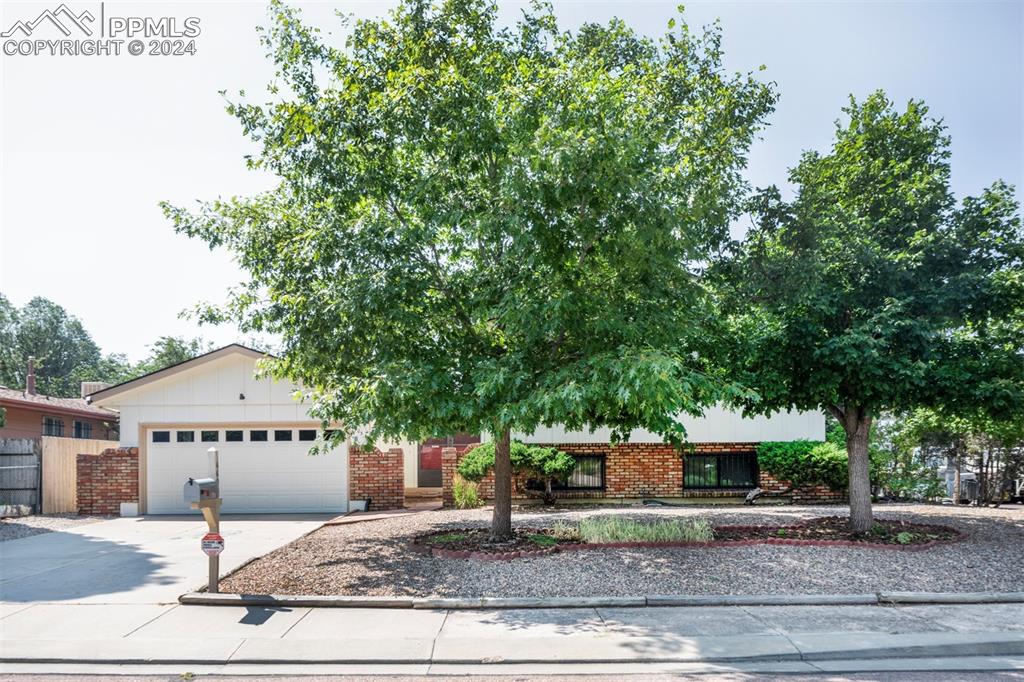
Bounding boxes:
87 343 830 515
0 360 118 441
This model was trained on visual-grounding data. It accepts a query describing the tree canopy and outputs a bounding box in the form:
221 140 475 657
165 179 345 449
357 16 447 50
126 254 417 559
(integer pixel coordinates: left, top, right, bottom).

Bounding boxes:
714 92 1024 530
165 0 776 537
0 293 216 396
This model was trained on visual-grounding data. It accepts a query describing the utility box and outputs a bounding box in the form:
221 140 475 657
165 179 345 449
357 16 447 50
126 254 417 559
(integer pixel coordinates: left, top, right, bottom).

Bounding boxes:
183 477 219 505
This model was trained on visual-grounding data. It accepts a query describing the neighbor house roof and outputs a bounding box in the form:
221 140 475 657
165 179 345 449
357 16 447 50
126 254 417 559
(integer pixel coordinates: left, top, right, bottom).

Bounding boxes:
0 386 119 421
87 343 272 406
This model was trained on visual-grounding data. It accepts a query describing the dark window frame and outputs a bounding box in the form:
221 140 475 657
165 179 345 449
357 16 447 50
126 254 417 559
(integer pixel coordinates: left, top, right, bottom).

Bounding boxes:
225 430 243 442
201 430 219 442
274 429 293 442
298 429 317 441
528 454 607 492
151 430 170 443
176 430 195 443
249 429 268 442
73 420 92 439
683 451 759 490
43 416 65 437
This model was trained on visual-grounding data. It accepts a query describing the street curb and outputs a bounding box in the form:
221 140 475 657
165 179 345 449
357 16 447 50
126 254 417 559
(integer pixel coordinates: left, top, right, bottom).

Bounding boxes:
179 591 1024 609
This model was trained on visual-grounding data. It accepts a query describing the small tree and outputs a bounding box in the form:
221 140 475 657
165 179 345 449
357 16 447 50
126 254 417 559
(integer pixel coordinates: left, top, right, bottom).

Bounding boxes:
458 440 576 504
714 92 1024 532
166 0 776 539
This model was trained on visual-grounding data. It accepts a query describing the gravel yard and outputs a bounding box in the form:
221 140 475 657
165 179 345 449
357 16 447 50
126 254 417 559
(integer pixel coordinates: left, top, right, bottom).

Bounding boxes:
219 503 1024 597
0 514 107 542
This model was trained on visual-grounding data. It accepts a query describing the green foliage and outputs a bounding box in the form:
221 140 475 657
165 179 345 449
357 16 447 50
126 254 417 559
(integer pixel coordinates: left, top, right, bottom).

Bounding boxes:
452 475 483 509
133 336 214 376
714 92 1024 528
757 440 848 490
457 441 577 489
895 532 914 545
577 516 714 543
527 533 557 547
431 532 469 544
714 92 1024 424
164 0 776 459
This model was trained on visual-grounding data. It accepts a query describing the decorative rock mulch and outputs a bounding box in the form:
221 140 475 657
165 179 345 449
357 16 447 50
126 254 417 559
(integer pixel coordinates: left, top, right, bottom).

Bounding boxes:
413 516 961 560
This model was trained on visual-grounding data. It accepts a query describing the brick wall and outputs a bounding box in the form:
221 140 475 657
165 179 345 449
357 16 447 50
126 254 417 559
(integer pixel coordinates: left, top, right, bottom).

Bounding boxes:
441 441 845 506
76 447 138 516
759 470 846 504
349 446 404 511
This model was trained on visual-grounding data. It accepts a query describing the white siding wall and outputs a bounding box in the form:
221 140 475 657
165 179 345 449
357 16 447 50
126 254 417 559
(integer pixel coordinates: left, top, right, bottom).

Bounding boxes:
513 406 825 444
112 355 311 447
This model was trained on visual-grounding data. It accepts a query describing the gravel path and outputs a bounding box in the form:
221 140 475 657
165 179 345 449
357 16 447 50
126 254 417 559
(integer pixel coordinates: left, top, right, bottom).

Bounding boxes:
0 514 107 542
219 503 1024 597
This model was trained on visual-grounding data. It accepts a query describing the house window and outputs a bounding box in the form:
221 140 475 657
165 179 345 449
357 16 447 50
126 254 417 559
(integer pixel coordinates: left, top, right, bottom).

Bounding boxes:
177 431 195 443
73 421 92 439
225 430 243 442
298 429 317 441
201 430 219 442
684 452 758 489
249 430 268 442
43 417 64 437
152 430 170 443
274 430 293 442
528 454 606 491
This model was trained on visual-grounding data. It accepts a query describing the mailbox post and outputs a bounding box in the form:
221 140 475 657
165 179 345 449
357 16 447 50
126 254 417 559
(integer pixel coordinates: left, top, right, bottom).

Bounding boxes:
184 447 223 593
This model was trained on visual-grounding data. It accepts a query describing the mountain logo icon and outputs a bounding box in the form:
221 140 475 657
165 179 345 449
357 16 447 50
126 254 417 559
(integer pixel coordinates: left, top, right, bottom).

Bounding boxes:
1 4 95 38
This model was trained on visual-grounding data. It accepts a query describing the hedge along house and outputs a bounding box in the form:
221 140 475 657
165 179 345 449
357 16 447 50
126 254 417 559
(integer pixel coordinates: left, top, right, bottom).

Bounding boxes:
441 408 843 506
87 344 417 514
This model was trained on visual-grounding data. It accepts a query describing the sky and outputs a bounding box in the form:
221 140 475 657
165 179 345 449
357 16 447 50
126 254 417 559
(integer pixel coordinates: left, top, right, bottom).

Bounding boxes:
1 0 1021 362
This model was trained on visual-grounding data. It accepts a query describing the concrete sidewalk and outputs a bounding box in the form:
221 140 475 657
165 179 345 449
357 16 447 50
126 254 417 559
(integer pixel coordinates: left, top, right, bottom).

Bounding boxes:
2 602 1023 668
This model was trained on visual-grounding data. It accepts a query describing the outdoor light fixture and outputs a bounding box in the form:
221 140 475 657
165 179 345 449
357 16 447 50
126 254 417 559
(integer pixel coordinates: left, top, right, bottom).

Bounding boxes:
239 393 245 400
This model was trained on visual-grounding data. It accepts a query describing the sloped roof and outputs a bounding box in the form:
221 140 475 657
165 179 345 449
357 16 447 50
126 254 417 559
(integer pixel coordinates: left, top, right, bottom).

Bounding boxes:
0 386 118 420
87 343 271 405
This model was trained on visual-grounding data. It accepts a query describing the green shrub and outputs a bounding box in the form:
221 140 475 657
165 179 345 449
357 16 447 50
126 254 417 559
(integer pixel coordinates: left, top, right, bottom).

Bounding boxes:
452 475 482 509
757 440 848 490
578 516 714 544
457 440 577 503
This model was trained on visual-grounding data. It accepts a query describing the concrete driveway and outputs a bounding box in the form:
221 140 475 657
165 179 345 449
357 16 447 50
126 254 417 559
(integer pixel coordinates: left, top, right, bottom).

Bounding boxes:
0 515 330 604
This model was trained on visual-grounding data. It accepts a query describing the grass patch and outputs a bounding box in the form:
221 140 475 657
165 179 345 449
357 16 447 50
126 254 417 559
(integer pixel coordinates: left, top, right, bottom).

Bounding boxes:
578 516 714 544
431 532 469 544
527 533 557 547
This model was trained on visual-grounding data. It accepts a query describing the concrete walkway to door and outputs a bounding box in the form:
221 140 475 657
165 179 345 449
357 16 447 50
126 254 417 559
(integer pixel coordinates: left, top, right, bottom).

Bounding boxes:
0 514 330 604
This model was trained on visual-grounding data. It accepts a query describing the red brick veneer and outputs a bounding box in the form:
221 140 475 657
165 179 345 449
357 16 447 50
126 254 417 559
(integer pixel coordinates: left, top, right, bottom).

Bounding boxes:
349 446 404 511
441 441 846 506
77 447 139 516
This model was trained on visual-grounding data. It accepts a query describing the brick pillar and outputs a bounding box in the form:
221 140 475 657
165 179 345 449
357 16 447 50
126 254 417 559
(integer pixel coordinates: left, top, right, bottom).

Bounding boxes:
348 446 405 511
76 447 139 516
441 446 458 508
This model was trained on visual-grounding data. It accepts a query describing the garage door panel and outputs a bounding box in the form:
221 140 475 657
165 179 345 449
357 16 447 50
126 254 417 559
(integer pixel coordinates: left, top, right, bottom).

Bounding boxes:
146 428 348 514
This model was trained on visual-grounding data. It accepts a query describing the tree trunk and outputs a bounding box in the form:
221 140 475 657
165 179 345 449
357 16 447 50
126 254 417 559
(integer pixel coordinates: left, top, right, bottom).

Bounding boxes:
490 427 513 541
840 407 873 534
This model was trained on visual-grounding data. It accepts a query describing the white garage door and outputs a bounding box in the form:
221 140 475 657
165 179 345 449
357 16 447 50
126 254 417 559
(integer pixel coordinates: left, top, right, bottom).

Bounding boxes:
146 427 348 514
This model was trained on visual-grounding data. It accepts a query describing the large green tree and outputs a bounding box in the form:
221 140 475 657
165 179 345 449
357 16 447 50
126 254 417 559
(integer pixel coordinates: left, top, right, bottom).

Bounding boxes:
714 93 1024 531
166 0 775 538
0 295 104 396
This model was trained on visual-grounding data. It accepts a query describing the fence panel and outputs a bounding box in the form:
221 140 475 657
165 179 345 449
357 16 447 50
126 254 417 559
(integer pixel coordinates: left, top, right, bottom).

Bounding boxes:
0 438 41 513
41 436 118 514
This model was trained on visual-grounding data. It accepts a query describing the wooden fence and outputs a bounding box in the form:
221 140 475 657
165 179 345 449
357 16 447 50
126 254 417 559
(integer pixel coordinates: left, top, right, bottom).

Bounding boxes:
40 436 118 514
0 438 41 514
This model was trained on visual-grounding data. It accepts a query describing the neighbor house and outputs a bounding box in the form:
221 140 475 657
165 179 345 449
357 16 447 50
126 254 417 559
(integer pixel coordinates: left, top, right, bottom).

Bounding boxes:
87 343 829 515
0 360 118 441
